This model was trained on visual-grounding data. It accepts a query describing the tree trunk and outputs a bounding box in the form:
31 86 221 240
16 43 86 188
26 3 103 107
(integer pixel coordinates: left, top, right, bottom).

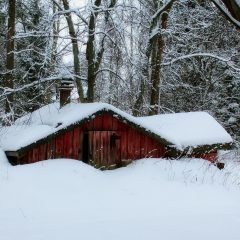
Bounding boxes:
5 0 16 124
62 0 84 102
221 0 240 21
132 74 147 116
133 0 175 116
86 0 117 102
149 4 172 116
149 35 164 115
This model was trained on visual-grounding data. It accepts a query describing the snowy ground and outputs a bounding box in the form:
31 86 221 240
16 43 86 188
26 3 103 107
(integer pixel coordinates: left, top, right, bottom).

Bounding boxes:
1 150 240 240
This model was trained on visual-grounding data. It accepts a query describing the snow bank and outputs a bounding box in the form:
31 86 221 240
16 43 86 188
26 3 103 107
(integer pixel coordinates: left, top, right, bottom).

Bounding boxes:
0 148 10 168
0 148 11 181
0 158 240 240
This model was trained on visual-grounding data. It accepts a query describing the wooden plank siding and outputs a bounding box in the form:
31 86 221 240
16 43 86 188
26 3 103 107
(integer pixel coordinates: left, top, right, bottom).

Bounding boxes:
15 112 168 167
192 151 217 162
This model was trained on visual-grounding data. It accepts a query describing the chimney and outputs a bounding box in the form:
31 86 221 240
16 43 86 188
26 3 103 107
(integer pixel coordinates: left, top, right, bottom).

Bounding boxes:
59 77 74 108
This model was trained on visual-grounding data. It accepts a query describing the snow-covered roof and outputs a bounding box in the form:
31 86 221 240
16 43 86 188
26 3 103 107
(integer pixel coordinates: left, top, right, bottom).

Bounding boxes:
0 102 143 151
0 102 233 152
137 112 233 150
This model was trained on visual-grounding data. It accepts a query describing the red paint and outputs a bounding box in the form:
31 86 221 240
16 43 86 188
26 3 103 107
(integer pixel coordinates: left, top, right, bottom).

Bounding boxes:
193 151 217 162
55 134 63 158
39 143 47 161
140 134 148 158
72 128 80 159
102 114 113 130
63 131 73 158
127 127 135 160
134 130 141 159
93 115 103 129
32 148 39 163
120 129 127 161
47 139 55 160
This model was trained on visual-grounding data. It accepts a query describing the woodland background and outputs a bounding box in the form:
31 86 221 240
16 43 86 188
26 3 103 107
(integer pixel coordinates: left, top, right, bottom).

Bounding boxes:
0 0 239 144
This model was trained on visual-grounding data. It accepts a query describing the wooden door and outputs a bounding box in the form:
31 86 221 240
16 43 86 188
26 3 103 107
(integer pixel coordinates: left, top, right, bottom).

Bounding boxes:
88 131 121 169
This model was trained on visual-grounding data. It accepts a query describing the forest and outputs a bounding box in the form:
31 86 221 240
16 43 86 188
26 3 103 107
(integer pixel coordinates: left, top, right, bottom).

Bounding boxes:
0 0 239 144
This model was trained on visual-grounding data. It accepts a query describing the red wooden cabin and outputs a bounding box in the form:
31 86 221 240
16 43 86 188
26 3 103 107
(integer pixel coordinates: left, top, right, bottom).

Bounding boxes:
2 102 233 169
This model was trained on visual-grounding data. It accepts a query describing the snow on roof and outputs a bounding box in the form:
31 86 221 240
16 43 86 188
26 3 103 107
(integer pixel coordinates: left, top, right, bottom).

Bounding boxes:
0 102 141 151
15 102 137 128
0 125 53 152
0 102 233 152
137 112 233 150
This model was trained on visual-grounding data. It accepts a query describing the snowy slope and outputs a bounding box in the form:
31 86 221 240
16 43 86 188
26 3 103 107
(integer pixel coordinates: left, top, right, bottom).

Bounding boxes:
0 151 240 240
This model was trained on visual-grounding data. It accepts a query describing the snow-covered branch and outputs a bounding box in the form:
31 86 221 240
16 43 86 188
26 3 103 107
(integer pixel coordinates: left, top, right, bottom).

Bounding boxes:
162 53 240 72
0 76 63 97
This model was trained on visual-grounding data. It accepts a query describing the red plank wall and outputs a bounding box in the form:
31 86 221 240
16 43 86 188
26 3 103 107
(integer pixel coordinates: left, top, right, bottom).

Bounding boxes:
17 113 166 168
192 151 217 163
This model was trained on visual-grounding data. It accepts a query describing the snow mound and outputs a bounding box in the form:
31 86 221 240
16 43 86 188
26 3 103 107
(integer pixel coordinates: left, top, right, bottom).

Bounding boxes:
0 148 11 167
0 158 240 240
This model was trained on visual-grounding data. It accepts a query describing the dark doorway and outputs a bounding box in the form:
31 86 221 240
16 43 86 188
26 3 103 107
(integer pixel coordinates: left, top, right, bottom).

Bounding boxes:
88 131 121 168
82 132 89 164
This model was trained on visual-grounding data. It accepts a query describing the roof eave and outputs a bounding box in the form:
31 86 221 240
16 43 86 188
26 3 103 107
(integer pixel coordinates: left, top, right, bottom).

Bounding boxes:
165 141 234 158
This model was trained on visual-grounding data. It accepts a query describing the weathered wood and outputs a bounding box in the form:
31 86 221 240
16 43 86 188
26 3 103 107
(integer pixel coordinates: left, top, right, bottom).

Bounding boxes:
112 117 119 131
120 129 127 162
63 131 73 158
72 128 80 159
55 134 64 158
78 129 84 160
100 131 104 166
134 129 141 159
115 132 121 167
94 115 103 130
32 148 39 163
28 150 33 164
149 139 158 158
140 134 148 158
46 139 55 160
193 151 218 162
127 127 135 160
102 113 113 130
39 143 47 161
